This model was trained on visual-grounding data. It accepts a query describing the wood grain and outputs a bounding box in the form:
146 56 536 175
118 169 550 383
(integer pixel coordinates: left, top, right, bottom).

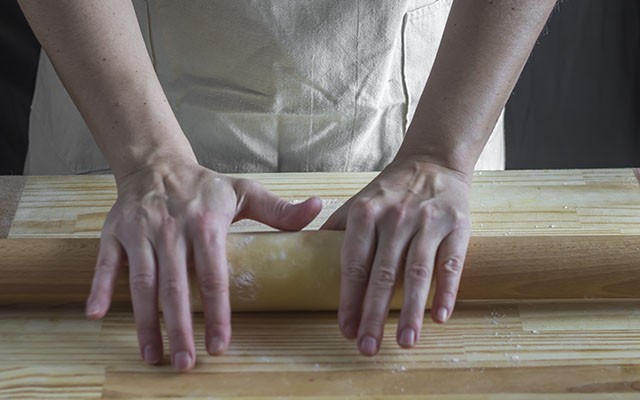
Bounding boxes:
2 302 640 398
2 169 640 398
101 365 640 397
6 169 640 238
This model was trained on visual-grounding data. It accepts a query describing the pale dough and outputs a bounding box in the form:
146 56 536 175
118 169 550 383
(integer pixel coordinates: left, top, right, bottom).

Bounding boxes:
188 230 407 312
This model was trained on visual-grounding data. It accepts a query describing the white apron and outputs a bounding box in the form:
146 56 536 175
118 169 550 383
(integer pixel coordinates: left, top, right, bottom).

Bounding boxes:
25 0 504 174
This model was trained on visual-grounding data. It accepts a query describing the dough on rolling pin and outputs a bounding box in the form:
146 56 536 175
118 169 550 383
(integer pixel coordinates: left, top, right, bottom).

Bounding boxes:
188 230 404 312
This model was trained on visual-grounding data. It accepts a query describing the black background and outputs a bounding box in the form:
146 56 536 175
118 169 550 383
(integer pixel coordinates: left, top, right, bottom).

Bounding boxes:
0 1 39 175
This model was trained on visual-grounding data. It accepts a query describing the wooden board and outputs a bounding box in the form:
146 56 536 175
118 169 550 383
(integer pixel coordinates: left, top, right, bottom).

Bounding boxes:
4 169 640 238
2 169 640 398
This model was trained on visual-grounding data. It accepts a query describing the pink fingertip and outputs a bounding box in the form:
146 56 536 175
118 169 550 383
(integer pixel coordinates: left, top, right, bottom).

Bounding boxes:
85 299 101 318
398 328 416 348
436 307 449 323
208 337 225 355
359 336 379 357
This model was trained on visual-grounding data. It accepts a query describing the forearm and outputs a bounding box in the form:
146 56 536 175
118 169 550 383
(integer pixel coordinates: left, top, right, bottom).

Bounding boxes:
397 0 556 177
18 0 195 181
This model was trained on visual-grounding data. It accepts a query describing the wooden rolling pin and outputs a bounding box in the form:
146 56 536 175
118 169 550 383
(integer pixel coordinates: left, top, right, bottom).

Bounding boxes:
1 231 640 311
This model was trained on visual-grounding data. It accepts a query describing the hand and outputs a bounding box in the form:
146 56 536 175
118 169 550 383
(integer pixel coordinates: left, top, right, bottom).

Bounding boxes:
322 158 472 356
85 158 322 371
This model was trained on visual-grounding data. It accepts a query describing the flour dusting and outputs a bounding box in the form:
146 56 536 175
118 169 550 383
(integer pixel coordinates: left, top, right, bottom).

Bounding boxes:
232 270 257 301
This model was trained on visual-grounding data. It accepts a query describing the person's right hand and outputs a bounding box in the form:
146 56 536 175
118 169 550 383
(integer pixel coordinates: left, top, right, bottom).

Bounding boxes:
85 158 322 371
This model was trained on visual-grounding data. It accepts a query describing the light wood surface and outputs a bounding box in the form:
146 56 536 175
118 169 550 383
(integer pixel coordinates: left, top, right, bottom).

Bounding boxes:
2 302 640 399
6 169 640 238
2 169 640 398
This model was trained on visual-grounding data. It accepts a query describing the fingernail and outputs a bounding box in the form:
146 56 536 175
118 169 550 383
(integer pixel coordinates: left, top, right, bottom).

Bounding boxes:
437 307 449 323
173 351 192 371
208 337 225 355
399 328 416 348
143 344 161 365
359 336 378 356
86 300 100 317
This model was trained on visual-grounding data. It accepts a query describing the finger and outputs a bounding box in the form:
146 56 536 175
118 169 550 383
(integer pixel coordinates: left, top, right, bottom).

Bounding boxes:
156 220 195 372
338 200 376 340
235 179 322 230
357 220 410 356
396 228 439 348
430 228 470 324
86 234 124 320
127 239 163 365
192 218 231 356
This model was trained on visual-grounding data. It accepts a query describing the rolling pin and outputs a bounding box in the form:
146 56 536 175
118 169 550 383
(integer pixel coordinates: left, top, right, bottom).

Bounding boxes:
1 230 640 311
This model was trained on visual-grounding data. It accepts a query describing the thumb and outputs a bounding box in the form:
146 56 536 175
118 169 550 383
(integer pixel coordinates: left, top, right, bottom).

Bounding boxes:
234 179 323 231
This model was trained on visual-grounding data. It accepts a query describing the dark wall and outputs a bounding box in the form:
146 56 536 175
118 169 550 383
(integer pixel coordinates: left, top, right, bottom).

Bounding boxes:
505 0 640 169
0 1 39 175
1 1 639 174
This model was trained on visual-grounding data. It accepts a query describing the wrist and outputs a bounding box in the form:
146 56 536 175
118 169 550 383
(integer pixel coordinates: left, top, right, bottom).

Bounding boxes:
385 153 473 187
394 136 478 179
111 138 198 184
95 94 198 182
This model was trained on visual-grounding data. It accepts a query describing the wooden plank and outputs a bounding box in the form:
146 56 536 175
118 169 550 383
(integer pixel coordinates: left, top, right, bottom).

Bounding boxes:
0 366 104 399
101 365 640 397
2 169 640 398
4 169 640 238
2 302 640 398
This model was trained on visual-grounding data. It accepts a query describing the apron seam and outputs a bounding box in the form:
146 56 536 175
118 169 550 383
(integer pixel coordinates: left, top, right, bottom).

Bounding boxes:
400 13 411 135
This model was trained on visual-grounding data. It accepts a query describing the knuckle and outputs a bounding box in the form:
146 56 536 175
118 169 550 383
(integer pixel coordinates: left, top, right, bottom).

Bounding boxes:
167 327 191 343
342 261 370 282
190 212 222 243
136 326 158 342
350 200 377 221
160 278 186 300
387 203 407 222
362 315 386 330
157 216 180 243
405 262 432 282
442 256 465 275
130 207 150 225
438 288 459 300
436 281 460 302
95 259 117 275
190 211 214 228
199 273 228 295
160 216 178 232
114 215 143 239
272 198 290 217
450 209 471 229
419 203 441 223
206 320 230 337
130 272 155 292
372 265 397 288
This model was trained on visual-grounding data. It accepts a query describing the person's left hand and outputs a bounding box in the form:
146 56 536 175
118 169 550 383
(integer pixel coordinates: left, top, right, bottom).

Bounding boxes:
322 157 472 356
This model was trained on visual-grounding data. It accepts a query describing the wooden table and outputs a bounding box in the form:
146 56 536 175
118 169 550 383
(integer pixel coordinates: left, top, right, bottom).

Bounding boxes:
2 169 640 399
